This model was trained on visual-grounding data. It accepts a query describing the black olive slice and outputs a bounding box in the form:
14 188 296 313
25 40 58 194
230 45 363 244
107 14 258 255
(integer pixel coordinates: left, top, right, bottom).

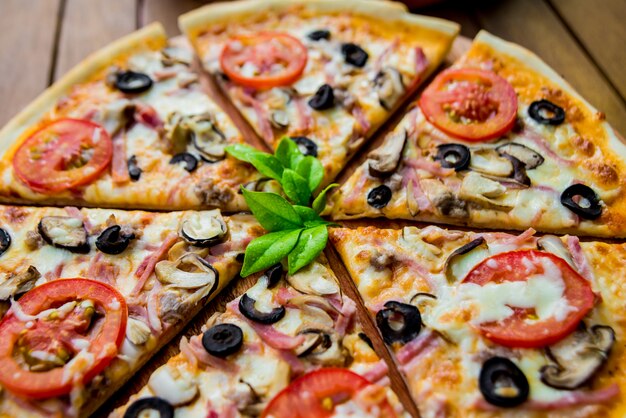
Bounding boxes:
308 84 335 110
0 228 11 257
202 323 244 358
169 152 198 173
296 329 332 357
528 100 565 125
290 136 318 157
124 396 174 418
115 71 153 95
265 263 284 288
376 301 422 345
238 293 285 324
307 29 331 41
435 144 471 171
367 185 392 209
479 357 529 408
127 155 142 181
38 216 90 253
96 225 135 255
235 252 245 263
341 43 369 67
560 183 602 220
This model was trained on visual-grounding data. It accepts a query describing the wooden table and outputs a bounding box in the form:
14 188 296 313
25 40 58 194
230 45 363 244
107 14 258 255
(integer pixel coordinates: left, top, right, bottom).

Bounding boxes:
1 1 625 417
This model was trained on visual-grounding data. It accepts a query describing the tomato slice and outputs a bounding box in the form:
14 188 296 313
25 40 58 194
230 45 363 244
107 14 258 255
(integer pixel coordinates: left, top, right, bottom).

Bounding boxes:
220 32 307 89
0 278 127 399
463 250 594 348
13 118 112 193
262 368 397 418
419 68 518 141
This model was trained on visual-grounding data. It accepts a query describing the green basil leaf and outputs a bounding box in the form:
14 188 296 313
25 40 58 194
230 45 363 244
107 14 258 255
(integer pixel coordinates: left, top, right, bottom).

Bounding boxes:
276 137 304 169
287 225 328 275
241 189 303 231
225 144 264 163
248 153 284 182
281 168 311 206
304 220 336 228
312 183 339 214
295 156 324 192
241 229 302 277
293 205 325 224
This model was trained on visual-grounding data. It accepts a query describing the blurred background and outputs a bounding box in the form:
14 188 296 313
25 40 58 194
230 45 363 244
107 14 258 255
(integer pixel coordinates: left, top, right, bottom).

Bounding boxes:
1 0 624 135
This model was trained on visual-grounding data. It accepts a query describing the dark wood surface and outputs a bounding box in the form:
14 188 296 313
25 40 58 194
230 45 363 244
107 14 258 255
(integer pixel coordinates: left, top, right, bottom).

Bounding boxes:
1 1 625 417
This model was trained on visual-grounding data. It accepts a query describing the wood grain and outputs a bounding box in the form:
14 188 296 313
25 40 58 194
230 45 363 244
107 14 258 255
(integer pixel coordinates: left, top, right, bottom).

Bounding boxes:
549 0 626 102
140 0 213 36
0 0 62 126
54 0 137 79
474 0 626 136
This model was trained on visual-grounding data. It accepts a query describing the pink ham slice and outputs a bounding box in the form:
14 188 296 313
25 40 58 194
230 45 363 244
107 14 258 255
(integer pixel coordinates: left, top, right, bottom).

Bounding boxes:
132 233 178 293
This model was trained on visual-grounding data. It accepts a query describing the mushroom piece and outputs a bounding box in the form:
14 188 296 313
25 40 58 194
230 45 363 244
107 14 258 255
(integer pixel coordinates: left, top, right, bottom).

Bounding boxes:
148 366 198 406
540 323 615 390
367 129 407 178
285 262 340 296
537 235 575 267
373 67 405 110
496 143 544 170
38 216 89 253
469 148 514 177
180 210 228 248
126 317 152 346
164 112 228 162
242 178 282 194
459 172 515 211
270 110 290 129
0 266 40 301
442 238 489 283
155 254 219 294
295 329 345 366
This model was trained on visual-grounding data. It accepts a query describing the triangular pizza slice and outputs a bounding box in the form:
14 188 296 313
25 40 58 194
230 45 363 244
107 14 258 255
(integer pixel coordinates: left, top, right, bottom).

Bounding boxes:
0 23 260 211
330 224 626 417
330 31 626 238
179 0 459 186
0 205 260 417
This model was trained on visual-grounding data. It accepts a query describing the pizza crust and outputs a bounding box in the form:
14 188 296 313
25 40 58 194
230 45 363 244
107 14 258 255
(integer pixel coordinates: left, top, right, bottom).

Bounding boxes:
0 22 167 158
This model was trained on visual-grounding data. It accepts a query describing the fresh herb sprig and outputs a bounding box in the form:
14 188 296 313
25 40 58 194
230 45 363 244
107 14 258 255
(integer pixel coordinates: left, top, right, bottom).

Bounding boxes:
225 138 337 277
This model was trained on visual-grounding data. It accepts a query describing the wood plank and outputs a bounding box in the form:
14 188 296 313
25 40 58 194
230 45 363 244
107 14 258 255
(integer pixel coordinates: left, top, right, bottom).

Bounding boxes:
474 0 626 136
54 0 137 80
419 0 482 39
549 0 626 101
0 0 61 126
141 0 211 36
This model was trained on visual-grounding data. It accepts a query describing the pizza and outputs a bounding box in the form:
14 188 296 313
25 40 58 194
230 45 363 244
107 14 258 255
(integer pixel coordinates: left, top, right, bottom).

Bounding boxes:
330 224 626 417
112 256 408 418
0 205 260 417
329 31 626 238
179 0 459 185
0 23 262 211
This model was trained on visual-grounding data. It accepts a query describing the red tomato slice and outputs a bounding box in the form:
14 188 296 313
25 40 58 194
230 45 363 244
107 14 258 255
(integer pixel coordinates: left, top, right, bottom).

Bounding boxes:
463 250 594 348
220 32 307 89
13 118 112 193
262 368 397 418
0 278 127 399
419 68 518 142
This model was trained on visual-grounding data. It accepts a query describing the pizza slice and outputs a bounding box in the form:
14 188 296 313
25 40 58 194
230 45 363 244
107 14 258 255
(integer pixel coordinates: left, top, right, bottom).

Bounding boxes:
330 30 626 238
112 256 408 417
0 205 261 417
330 225 626 417
179 0 459 185
0 23 262 211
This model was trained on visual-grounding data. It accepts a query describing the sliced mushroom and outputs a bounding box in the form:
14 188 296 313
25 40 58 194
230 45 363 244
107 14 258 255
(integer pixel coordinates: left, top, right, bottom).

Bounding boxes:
148 366 198 406
373 67 405 110
155 254 219 295
270 110 290 129
241 178 282 194
537 235 574 267
161 46 192 67
295 329 345 366
470 148 514 177
164 112 191 155
421 179 468 219
367 129 407 178
286 262 339 296
459 172 515 211
295 329 332 357
164 112 228 162
180 211 228 247
443 237 488 283
496 143 544 169
540 323 615 390
126 317 152 346
91 99 136 136
38 216 89 253
0 266 40 300
502 154 531 187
